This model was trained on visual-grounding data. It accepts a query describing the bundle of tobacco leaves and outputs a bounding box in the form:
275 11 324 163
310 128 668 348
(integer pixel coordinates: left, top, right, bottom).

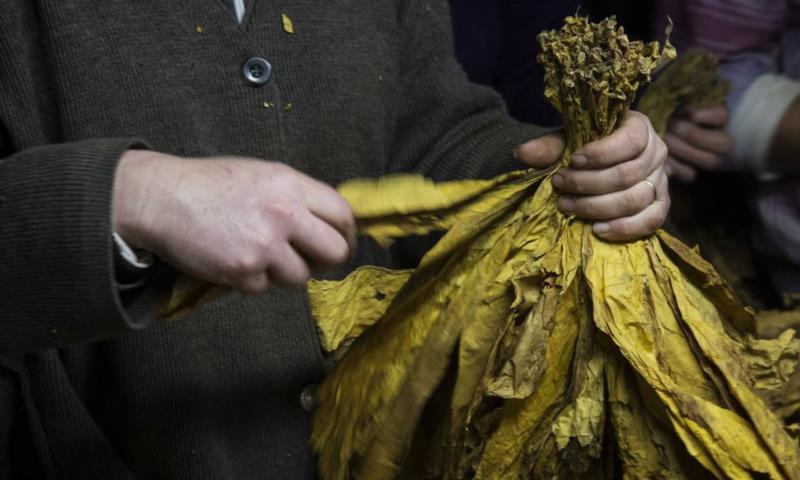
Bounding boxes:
154 16 800 480
305 17 800 479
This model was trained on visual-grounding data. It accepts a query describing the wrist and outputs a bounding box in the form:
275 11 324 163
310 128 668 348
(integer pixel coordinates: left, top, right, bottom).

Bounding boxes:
112 149 171 250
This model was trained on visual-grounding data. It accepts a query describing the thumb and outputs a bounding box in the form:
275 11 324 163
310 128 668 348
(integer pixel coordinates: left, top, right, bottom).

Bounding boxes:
513 132 565 169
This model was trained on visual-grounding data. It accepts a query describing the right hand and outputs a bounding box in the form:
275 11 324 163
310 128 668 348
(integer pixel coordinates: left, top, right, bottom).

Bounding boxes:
112 151 357 293
663 105 733 182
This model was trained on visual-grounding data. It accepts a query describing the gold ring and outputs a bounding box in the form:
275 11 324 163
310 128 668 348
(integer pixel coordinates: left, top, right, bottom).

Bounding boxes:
643 179 657 203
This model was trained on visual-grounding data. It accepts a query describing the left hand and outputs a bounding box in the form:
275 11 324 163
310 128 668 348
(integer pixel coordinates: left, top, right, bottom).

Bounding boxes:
514 111 669 241
663 105 732 182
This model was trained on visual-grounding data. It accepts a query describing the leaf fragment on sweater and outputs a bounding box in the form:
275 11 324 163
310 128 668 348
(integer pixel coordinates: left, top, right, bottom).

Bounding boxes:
282 13 294 34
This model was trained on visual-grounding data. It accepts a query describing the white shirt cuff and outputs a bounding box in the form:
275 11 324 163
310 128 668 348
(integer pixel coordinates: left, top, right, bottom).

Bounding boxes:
728 73 800 173
113 232 154 269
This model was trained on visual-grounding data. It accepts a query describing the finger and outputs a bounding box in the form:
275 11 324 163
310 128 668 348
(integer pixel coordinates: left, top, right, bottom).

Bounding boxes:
666 156 697 183
670 119 732 155
289 209 351 269
267 243 312 287
552 154 650 195
299 176 358 249
558 171 663 221
663 132 722 170
592 173 669 241
233 272 271 295
685 105 728 127
571 111 650 169
592 198 669 241
514 132 566 169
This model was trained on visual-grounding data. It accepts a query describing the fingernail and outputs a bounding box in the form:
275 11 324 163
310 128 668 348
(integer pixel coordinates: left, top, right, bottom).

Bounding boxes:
512 146 520 160
665 163 674 176
593 222 610 234
558 198 575 214
571 154 588 167
552 174 565 189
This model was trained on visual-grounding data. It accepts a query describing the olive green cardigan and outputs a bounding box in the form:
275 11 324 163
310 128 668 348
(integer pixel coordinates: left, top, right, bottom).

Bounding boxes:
0 0 549 478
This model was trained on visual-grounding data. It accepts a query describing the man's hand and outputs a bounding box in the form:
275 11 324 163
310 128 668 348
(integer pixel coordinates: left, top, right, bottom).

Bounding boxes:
515 111 670 241
663 105 732 182
113 152 356 294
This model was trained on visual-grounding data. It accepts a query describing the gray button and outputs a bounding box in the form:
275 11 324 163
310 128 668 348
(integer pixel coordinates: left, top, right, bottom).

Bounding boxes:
300 384 316 413
242 56 272 87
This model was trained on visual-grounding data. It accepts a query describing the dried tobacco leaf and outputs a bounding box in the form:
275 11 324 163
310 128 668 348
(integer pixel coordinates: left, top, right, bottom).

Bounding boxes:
637 49 729 135
149 15 800 480
308 16 800 480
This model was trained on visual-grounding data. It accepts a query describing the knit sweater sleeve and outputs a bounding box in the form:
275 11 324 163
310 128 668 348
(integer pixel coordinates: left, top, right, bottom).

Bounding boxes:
387 0 557 181
0 138 159 354
0 3 160 354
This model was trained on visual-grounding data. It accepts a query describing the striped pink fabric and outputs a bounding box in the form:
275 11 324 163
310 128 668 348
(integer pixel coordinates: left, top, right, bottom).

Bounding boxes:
654 0 794 58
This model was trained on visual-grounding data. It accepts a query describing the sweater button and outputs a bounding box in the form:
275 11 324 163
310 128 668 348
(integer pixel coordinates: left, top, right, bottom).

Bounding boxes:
300 384 317 413
242 56 272 87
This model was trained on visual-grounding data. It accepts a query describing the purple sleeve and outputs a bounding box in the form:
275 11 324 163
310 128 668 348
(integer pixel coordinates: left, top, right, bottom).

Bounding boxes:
780 2 800 77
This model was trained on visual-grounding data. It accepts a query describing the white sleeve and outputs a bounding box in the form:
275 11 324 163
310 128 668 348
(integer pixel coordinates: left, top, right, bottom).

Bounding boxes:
113 232 154 269
727 73 800 172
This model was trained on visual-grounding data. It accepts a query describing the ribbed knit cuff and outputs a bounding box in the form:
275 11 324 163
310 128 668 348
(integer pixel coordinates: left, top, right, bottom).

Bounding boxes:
476 123 562 179
0 138 153 354
423 117 559 182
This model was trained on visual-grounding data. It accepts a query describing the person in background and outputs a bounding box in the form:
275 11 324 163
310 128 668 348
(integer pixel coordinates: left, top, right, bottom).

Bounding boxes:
654 0 800 302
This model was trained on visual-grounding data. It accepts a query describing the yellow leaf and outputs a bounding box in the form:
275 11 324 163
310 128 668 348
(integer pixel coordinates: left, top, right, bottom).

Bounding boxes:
281 13 294 34
308 16 800 480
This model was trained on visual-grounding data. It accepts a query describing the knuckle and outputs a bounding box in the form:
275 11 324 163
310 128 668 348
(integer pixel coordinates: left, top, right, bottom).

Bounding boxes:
331 237 350 264
686 126 704 146
263 199 301 225
226 251 262 277
568 176 586 194
274 263 311 286
319 233 350 266
572 198 596 218
645 213 663 232
261 240 281 263
289 265 312 285
662 195 672 216
628 115 650 152
660 171 670 191
616 163 640 188
338 198 356 230
237 276 269 294
655 139 669 163
612 219 635 239
559 171 580 192
627 189 648 213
